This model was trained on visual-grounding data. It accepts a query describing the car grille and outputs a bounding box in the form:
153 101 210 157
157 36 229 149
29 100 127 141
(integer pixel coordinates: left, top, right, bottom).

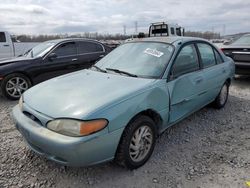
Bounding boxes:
23 111 43 126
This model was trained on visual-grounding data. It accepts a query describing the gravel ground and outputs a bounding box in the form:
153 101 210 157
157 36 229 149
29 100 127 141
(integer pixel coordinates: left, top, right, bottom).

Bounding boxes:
0 76 250 188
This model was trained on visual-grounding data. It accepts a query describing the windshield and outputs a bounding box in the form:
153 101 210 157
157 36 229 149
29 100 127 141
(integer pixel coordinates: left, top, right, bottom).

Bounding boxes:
232 35 250 46
95 42 174 78
25 41 56 58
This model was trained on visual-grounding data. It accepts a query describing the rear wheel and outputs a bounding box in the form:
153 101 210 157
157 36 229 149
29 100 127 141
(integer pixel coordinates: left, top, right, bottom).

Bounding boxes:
212 82 229 109
1 73 31 100
115 115 157 169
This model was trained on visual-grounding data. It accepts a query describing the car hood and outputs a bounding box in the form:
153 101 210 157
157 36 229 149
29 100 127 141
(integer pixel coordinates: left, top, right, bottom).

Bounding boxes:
0 56 33 66
23 70 156 119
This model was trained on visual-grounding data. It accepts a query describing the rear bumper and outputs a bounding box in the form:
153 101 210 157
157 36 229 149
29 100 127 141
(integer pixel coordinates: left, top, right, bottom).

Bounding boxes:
235 62 250 75
13 105 123 167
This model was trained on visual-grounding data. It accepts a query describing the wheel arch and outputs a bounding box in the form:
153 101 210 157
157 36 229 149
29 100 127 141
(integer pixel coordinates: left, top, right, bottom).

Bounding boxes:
5 71 33 85
130 109 163 132
225 78 231 86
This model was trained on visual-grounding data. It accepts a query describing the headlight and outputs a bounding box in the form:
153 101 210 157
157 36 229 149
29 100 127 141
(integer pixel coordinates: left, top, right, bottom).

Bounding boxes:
19 96 23 110
47 119 108 137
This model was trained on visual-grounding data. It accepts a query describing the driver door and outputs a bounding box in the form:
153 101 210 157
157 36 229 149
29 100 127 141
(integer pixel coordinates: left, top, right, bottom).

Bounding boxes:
168 44 205 123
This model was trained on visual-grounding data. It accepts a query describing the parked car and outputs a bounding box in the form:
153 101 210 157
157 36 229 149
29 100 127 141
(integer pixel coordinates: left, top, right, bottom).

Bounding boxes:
0 38 111 99
0 31 39 60
221 34 250 75
13 37 234 169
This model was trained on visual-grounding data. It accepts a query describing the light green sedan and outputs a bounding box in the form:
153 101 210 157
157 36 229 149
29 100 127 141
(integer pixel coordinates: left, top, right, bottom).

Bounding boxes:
13 37 235 169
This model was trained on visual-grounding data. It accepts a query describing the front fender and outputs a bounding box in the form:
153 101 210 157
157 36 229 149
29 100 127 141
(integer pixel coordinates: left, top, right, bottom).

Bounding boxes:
87 80 170 134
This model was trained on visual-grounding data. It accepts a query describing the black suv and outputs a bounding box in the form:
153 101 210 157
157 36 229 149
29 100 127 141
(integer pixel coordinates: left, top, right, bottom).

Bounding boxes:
0 38 111 100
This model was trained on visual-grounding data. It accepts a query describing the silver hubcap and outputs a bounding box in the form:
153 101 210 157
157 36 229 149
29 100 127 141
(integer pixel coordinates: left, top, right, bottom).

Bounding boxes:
219 85 228 105
129 125 153 162
6 77 29 98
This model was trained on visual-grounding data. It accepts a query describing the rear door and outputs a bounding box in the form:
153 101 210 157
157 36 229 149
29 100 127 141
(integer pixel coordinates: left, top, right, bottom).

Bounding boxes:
77 41 106 69
0 32 12 59
168 43 205 123
196 42 228 102
34 41 79 83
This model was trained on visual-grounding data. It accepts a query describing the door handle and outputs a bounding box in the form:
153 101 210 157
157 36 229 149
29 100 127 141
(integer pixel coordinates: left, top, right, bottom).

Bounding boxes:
71 58 78 62
3 44 9 47
195 77 203 84
99 54 105 58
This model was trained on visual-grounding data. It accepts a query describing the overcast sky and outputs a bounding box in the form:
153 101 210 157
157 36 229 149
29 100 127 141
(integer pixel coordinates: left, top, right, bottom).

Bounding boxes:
0 0 249 35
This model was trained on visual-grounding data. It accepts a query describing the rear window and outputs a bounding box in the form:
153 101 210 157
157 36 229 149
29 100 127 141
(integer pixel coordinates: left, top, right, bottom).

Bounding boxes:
232 35 250 46
0 32 6 42
78 41 103 54
150 24 168 36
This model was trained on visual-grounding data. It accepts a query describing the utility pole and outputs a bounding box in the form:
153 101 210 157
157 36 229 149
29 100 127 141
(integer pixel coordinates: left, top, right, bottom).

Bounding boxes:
211 26 215 39
223 24 226 36
123 25 126 36
135 21 138 35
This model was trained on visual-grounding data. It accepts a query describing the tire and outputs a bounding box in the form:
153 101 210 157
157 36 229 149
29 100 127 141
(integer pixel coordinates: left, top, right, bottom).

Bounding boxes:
115 115 157 169
1 73 31 100
212 82 229 109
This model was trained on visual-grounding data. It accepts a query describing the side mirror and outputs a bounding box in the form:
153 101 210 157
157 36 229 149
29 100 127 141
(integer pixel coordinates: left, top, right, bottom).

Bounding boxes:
169 69 175 81
169 73 174 81
48 53 57 61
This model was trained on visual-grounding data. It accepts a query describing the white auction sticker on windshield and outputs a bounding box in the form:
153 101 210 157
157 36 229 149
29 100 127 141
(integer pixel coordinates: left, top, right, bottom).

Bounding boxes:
144 48 164 57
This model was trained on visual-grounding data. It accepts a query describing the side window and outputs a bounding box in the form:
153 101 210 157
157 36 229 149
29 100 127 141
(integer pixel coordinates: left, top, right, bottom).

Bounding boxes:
171 27 175 35
197 43 216 68
214 49 224 64
176 28 181 36
172 44 199 78
78 41 103 54
0 32 6 42
53 42 77 57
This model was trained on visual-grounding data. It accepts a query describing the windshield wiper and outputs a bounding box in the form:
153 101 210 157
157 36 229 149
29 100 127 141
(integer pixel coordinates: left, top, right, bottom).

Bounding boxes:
106 68 138 77
91 65 107 73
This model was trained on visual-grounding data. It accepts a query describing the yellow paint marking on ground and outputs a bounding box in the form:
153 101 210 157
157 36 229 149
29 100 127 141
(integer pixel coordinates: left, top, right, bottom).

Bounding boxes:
246 181 250 187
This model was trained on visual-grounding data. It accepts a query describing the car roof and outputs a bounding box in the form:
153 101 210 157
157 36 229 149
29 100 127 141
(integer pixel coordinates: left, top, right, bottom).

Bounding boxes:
44 38 101 44
127 36 208 45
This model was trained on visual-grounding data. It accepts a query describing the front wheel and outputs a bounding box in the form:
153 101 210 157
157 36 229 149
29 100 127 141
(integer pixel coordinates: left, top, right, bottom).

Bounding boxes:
1 73 31 100
212 82 229 109
115 115 157 169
